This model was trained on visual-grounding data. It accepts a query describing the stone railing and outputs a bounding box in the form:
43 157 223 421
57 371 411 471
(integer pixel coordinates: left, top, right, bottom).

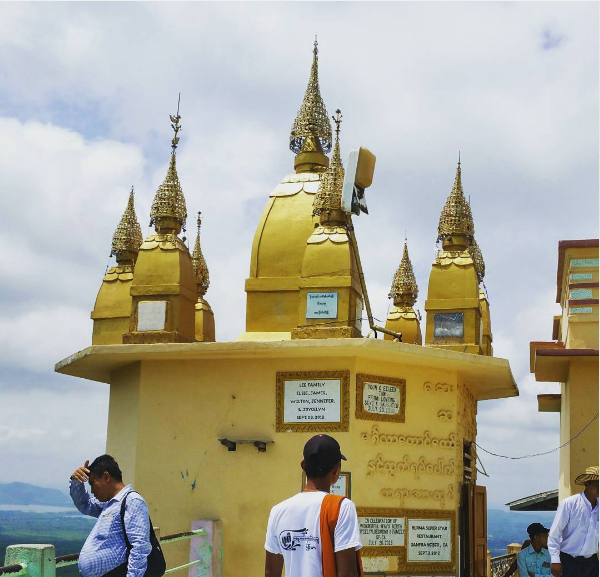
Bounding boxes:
490 552 517 577
0 521 222 577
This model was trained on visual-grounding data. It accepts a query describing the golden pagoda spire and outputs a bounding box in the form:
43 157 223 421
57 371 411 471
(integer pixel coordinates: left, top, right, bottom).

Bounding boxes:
150 97 187 233
290 37 333 156
468 237 486 282
192 212 210 296
437 154 474 242
389 239 419 307
312 109 345 220
110 186 143 263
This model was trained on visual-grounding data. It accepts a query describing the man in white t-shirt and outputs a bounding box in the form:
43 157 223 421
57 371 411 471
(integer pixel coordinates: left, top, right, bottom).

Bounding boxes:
264 434 363 577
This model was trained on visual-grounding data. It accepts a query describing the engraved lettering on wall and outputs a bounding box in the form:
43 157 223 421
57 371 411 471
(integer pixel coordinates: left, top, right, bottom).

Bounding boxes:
361 426 457 449
367 454 456 479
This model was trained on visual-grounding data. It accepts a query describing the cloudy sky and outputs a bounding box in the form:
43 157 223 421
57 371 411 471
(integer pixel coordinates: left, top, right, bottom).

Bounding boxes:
0 2 597 508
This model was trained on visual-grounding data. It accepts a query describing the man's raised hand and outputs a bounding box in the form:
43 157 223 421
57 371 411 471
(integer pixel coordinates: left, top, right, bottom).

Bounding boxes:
71 460 90 483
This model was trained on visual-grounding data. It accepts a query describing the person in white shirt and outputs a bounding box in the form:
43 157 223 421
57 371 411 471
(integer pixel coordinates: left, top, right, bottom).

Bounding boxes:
517 523 551 577
549 465 599 577
264 434 363 577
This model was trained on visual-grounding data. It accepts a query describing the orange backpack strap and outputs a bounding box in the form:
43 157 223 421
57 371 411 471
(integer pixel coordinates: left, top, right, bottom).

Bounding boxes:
320 494 345 577
320 494 365 577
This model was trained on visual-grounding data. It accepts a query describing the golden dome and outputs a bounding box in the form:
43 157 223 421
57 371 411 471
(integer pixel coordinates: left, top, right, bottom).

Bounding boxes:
110 187 143 260
389 240 419 306
290 38 332 155
437 159 474 241
192 212 210 296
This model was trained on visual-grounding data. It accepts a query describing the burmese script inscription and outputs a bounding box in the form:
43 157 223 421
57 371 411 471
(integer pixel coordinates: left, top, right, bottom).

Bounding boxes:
284 379 341 423
306 292 338 319
359 517 405 548
407 519 452 562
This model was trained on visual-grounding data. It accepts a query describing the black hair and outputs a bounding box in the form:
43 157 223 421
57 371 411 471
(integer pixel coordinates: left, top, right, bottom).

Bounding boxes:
88 454 123 482
304 455 338 479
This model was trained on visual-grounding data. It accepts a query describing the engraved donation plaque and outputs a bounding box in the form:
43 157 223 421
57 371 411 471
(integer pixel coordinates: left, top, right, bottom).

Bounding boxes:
357 508 405 557
355 374 406 423
276 371 350 432
398 510 455 574
407 519 452 562
302 471 351 498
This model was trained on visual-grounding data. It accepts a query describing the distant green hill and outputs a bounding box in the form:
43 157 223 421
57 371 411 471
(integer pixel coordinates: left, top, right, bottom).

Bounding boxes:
0 482 72 506
488 508 556 557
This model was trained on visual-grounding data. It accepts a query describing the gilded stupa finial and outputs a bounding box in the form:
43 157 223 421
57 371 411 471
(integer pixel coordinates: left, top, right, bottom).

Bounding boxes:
192 211 210 296
437 155 474 242
312 109 345 219
290 38 332 155
150 96 187 231
110 186 143 262
389 239 419 306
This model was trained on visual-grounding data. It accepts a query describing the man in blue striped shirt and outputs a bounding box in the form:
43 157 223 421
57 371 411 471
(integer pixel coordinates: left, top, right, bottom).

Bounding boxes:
70 455 152 577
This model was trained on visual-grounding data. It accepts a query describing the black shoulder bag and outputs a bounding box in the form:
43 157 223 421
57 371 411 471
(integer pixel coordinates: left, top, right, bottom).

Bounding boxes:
120 491 166 577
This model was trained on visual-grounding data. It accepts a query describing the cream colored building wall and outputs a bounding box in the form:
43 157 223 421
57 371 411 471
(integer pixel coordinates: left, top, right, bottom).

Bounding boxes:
558 380 571 501
564 361 599 498
105 353 474 576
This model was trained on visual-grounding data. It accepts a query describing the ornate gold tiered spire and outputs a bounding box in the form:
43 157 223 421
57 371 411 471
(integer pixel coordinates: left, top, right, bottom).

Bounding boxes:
192 212 210 296
150 100 187 231
437 155 474 242
468 237 486 282
110 187 143 262
389 239 419 306
312 109 344 219
290 37 332 155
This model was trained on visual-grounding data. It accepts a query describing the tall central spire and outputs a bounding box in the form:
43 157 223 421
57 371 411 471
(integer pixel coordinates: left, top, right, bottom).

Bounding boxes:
150 98 187 234
290 37 333 156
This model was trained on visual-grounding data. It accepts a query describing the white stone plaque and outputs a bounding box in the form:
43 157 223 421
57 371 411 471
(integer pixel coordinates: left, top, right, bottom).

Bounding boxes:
137 301 167 331
359 517 405 548
330 475 347 497
283 379 341 423
306 292 338 319
363 382 401 415
407 519 452 562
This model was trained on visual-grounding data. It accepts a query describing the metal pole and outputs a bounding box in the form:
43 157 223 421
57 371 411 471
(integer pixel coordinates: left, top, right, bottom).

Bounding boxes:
345 219 402 341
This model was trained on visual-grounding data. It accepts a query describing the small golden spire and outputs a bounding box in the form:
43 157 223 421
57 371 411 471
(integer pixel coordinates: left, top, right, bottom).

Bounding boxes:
468 237 486 282
110 187 143 262
150 98 187 231
389 239 419 306
192 212 210 296
312 109 345 219
437 156 474 241
290 38 332 155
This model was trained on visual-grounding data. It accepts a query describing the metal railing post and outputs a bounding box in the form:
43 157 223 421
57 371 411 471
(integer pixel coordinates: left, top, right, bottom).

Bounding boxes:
189 521 222 577
4 545 55 577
